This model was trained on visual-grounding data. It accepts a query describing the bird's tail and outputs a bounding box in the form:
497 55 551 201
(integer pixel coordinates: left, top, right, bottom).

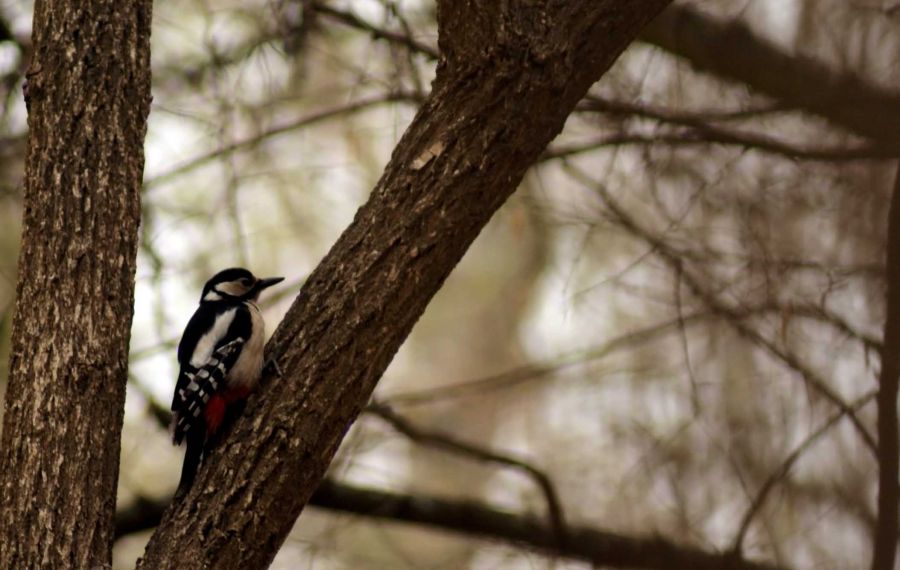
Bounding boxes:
175 430 204 498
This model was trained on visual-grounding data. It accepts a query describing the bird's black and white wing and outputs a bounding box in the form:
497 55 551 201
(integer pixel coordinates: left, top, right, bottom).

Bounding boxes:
170 304 252 444
171 337 245 444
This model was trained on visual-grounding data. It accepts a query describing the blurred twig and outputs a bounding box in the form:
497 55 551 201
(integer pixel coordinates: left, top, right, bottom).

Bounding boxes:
564 163 878 456
731 390 876 555
312 1 439 60
663 247 882 279
383 300 878 409
144 92 422 191
128 374 172 429
367 401 568 547
382 0 427 98
383 312 714 405
577 95 789 124
574 95 891 162
544 132 891 163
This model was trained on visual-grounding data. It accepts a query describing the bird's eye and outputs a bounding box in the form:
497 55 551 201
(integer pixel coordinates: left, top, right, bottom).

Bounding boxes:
241 278 253 286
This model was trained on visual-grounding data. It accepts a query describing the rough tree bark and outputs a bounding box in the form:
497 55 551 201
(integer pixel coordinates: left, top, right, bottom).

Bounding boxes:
0 1 152 568
137 1 672 568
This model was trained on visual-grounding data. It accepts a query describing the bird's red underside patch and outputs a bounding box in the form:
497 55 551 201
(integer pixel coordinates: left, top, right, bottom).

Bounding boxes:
205 387 253 436
204 395 227 435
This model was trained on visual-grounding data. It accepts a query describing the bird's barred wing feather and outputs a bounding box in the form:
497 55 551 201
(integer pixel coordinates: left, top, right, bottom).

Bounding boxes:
171 337 245 445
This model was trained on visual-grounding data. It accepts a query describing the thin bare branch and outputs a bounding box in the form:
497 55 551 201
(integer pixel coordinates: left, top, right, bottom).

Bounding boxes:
735 301 881 353
563 163 878 455
312 2 439 60
367 401 568 546
577 95 788 124
144 92 421 191
382 301 878 408
732 390 876 555
383 312 714 406
544 132 890 163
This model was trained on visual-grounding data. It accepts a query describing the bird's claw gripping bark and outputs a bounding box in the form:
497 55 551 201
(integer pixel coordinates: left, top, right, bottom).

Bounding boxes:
264 357 283 378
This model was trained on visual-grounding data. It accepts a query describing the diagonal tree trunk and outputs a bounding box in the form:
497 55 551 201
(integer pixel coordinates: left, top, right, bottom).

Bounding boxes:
137 1 672 568
0 1 152 568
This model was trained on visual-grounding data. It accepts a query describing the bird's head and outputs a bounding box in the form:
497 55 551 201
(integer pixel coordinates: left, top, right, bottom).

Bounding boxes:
200 267 284 303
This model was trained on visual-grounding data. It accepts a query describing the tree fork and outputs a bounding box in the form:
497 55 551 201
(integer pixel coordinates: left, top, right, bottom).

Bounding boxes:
138 2 672 568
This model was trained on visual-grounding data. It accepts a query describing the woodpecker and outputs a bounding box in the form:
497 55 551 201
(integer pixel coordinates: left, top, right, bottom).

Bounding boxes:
170 267 284 496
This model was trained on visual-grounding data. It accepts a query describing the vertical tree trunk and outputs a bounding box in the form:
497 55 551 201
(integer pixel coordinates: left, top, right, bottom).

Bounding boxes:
0 1 152 568
872 164 900 570
137 2 671 568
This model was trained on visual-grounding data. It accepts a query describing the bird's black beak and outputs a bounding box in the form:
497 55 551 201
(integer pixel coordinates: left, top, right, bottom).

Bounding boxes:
256 276 285 291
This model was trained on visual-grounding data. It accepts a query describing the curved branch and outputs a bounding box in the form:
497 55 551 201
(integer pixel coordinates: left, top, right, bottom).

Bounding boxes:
367 402 567 546
123 385 785 570
117 479 786 570
315 2 900 151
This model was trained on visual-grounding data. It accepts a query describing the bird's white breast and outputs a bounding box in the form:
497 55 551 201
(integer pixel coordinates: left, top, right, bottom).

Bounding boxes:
228 302 265 388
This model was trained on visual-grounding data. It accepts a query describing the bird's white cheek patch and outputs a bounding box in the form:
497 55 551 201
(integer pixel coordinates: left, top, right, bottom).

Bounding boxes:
217 281 249 297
